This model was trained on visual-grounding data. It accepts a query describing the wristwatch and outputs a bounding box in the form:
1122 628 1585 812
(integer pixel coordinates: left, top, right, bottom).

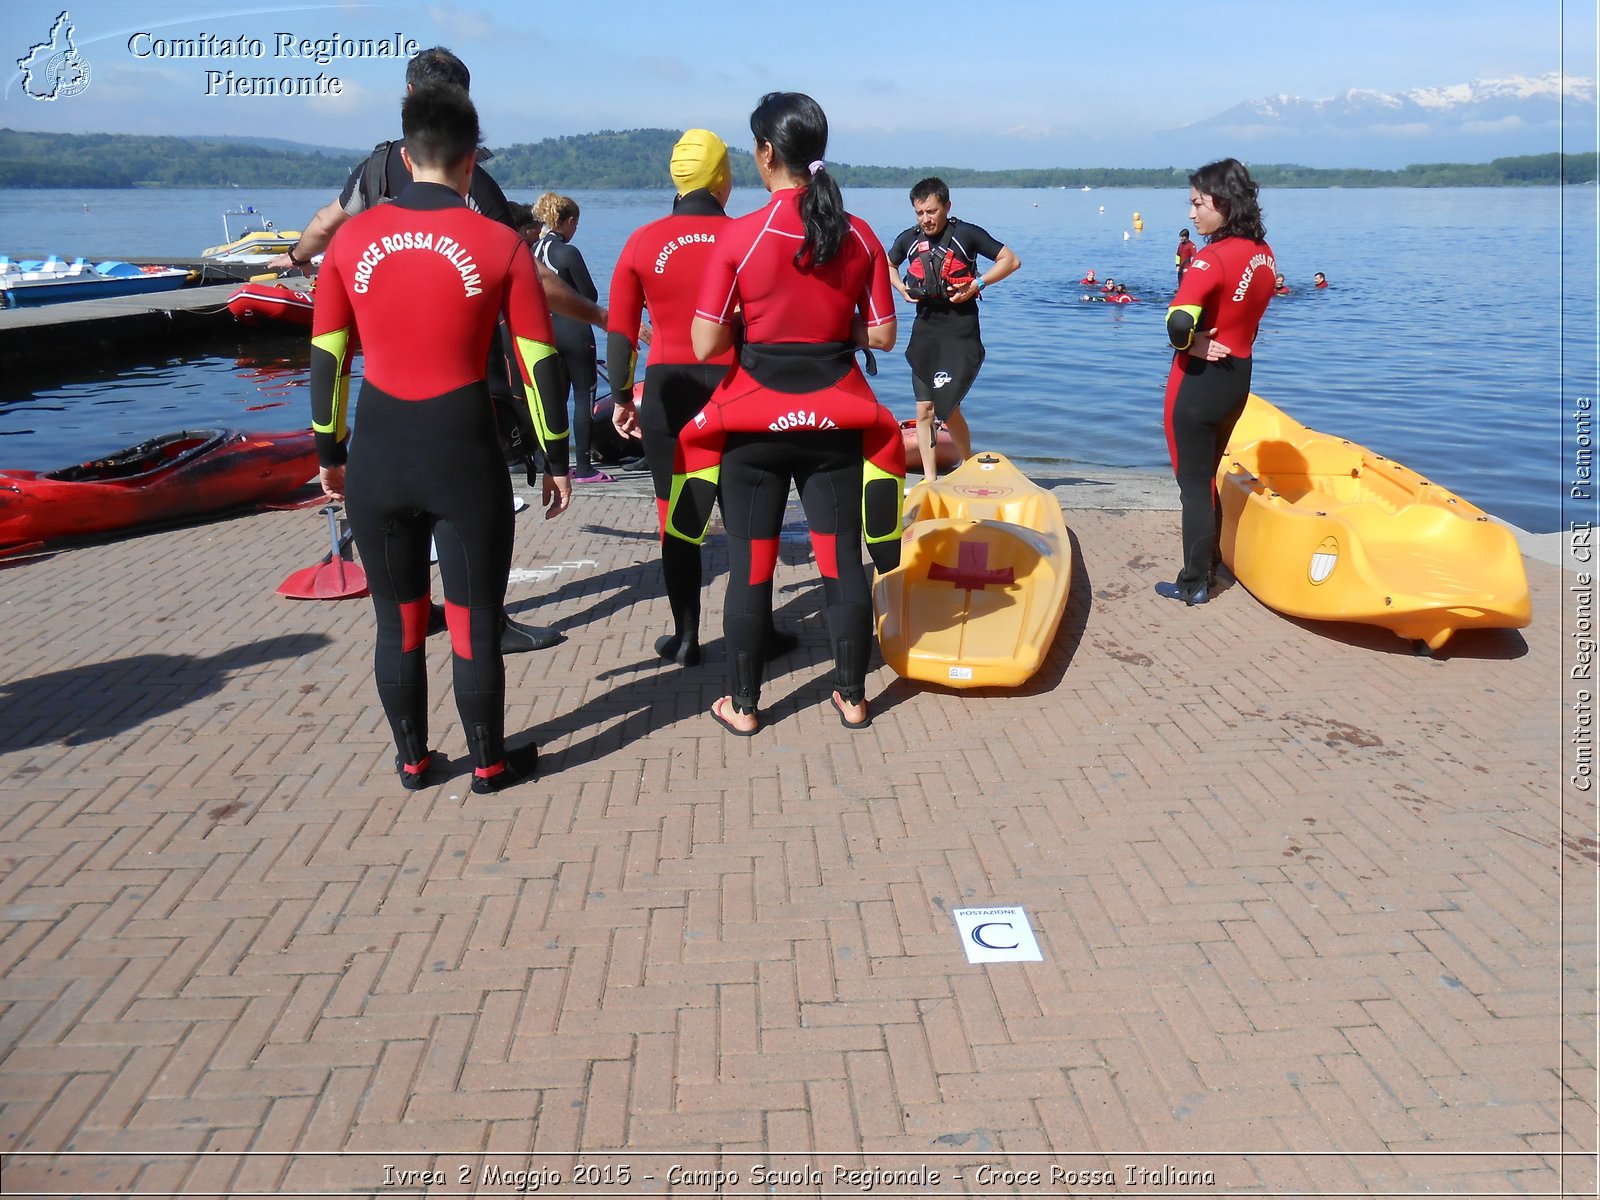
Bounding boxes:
287 243 309 267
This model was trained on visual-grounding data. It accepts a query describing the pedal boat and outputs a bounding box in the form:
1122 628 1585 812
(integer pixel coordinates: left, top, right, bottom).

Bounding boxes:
1218 393 1532 652
874 451 1073 688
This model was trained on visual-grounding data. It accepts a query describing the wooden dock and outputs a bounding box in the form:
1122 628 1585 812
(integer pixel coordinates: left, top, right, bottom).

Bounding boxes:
0 278 304 368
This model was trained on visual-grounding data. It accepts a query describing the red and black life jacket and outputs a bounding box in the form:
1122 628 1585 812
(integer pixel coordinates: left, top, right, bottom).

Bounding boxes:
902 222 976 301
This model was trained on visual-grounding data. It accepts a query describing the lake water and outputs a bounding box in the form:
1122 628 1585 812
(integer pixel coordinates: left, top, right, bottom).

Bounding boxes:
1 184 1591 533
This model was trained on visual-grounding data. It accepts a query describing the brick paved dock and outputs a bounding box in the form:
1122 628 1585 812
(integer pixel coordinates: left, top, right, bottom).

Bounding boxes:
0 473 1589 1197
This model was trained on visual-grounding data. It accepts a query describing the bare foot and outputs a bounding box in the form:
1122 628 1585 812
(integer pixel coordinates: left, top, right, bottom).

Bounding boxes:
710 695 759 736
830 690 870 729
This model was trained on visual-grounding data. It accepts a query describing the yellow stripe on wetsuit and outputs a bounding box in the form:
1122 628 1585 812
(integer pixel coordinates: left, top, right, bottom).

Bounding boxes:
311 326 352 445
513 334 568 451
666 465 720 544
1166 303 1203 351
862 457 904 548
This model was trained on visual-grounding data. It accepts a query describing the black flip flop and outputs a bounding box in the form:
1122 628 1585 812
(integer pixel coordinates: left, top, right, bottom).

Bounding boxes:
711 697 759 737
830 692 871 730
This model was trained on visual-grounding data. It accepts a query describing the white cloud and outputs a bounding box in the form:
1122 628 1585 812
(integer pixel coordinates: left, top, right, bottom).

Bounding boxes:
1461 115 1527 133
425 3 500 43
1367 122 1433 138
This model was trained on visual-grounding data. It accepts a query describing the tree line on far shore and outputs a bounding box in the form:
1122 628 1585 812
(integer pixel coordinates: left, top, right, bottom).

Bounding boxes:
2 126 1595 190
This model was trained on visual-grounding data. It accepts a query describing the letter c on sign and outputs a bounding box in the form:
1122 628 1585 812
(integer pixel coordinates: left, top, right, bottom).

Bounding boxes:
972 922 1018 950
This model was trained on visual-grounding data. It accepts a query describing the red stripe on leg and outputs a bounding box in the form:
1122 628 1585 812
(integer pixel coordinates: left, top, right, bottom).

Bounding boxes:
810 530 838 578
749 537 779 585
656 497 669 540
399 597 431 654
445 600 474 661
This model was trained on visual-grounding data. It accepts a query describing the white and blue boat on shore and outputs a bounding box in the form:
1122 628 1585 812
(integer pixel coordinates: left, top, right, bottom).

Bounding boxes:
0 256 190 308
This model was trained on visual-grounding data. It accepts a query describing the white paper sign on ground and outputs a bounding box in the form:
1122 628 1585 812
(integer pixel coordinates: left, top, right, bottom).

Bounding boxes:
952 906 1044 964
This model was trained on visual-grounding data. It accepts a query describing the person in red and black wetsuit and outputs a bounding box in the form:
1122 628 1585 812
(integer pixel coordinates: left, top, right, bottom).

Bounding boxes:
606 129 800 668
1158 157 1276 606
674 91 902 735
1175 229 1197 283
311 84 572 792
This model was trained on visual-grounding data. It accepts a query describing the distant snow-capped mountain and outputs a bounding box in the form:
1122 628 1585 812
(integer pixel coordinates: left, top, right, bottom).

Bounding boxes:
1171 72 1596 167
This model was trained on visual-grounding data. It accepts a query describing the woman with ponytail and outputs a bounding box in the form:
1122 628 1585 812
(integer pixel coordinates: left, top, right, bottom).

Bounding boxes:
675 91 904 736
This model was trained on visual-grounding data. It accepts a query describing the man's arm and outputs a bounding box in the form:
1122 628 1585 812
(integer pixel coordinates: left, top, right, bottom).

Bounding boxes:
538 258 606 327
268 198 347 272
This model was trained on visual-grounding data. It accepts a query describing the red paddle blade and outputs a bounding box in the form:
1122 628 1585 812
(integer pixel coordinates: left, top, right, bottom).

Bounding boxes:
312 556 368 599
276 557 369 599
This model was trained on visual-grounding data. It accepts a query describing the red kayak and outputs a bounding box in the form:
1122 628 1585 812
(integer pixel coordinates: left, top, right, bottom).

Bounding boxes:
226 282 314 327
0 429 317 552
899 418 960 474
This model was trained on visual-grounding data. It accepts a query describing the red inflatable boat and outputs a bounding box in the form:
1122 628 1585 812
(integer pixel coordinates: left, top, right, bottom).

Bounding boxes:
226 282 314 327
0 429 318 553
899 418 960 474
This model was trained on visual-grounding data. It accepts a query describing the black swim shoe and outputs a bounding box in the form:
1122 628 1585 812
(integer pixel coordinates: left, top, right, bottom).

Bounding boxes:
471 745 539 795
655 633 702 667
502 615 564 654
1154 580 1209 606
395 752 436 791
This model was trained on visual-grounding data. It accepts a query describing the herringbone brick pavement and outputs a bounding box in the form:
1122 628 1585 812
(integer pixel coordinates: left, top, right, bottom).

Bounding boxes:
0 478 1589 1198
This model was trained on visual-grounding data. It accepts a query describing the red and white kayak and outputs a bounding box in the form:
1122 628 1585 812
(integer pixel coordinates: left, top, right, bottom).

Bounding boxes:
0 429 317 553
899 419 960 474
226 282 314 327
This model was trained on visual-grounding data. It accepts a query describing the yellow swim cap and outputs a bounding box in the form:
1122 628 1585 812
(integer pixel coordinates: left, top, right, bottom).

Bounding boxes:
671 128 730 195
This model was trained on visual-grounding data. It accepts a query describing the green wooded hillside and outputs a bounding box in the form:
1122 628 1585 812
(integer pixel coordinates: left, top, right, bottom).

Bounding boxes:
3 126 1595 189
0 129 358 188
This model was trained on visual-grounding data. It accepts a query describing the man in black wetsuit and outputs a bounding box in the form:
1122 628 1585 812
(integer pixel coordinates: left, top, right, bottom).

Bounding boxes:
272 47 593 653
887 177 1020 481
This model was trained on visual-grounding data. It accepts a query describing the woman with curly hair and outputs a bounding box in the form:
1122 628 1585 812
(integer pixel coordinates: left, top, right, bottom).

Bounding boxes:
1157 157 1277 607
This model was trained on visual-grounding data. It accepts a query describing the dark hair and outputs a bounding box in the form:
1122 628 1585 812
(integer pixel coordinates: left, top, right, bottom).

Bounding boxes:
1188 157 1265 243
401 83 480 170
750 91 848 267
1180 228 1190 238
406 46 470 91
909 177 950 207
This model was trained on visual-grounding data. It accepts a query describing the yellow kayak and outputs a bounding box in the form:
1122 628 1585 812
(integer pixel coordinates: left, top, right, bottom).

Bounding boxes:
1218 394 1532 652
874 452 1072 688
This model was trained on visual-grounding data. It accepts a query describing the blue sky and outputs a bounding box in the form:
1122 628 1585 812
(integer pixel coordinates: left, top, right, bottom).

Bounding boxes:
3 0 1595 168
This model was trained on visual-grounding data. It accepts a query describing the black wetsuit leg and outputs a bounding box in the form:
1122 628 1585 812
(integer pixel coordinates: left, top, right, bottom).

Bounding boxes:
718 430 873 713
555 321 599 475
345 382 513 768
1168 356 1252 594
641 363 724 644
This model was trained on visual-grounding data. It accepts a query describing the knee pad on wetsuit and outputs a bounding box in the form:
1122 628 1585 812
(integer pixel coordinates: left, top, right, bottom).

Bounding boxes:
862 460 904 574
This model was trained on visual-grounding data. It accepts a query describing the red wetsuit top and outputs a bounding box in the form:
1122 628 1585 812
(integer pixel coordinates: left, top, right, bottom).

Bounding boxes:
668 187 903 562
1176 239 1196 269
311 182 568 472
1315 279 1328 289
606 190 736 385
1079 274 1097 285
1164 236 1277 360
694 187 895 341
